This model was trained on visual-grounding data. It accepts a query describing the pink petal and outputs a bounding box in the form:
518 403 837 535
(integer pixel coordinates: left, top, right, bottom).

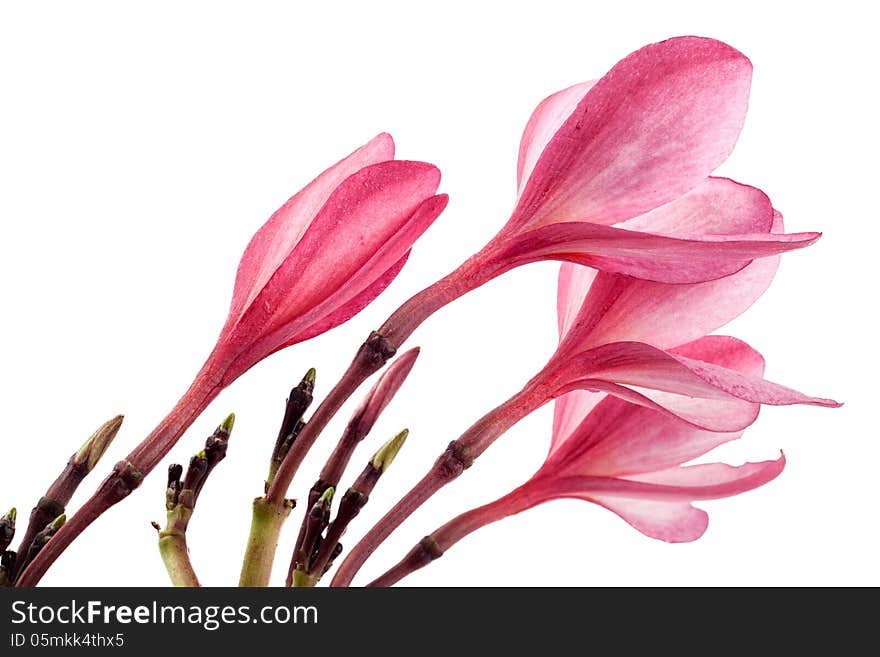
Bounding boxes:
615 177 775 236
226 133 394 330
555 261 597 340
588 496 709 542
511 37 753 229
499 220 818 284
554 178 783 349
565 379 759 432
551 337 839 431
549 389 605 458
548 394 745 477
220 180 445 384
516 81 596 197
234 163 441 335
271 193 448 341
535 456 785 542
272 253 410 350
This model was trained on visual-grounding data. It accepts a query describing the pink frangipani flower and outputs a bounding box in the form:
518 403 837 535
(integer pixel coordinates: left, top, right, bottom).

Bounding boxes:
380 36 818 346
331 202 838 586
18 134 447 587
371 377 786 586
456 208 838 461
128 133 447 473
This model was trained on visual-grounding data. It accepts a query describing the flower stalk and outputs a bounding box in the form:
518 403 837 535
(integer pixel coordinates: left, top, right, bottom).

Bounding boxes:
238 497 294 587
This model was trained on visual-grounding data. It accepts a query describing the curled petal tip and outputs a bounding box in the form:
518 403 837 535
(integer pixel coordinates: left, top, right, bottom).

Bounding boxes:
3 508 14 523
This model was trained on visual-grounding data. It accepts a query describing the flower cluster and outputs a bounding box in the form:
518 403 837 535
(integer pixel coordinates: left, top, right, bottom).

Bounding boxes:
6 36 838 588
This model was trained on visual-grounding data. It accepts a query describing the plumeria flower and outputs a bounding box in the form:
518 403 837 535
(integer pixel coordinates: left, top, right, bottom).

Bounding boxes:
379 36 819 346
332 203 838 586
129 133 447 474
371 373 787 586
17 135 447 587
454 208 839 462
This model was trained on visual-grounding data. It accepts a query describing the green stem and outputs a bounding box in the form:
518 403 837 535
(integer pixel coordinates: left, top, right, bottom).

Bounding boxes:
291 569 315 588
239 496 293 587
158 507 199 587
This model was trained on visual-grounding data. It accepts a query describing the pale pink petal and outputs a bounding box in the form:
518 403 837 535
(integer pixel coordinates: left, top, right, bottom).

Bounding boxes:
549 389 605 458
511 37 753 229
669 335 765 374
550 336 767 468
226 133 395 329
627 458 785 491
615 177 774 236
550 338 839 431
591 459 786 542
562 378 759 432
553 178 783 349
516 81 596 197
499 220 818 284
555 262 597 340
589 496 709 542
548 394 744 477
538 456 785 541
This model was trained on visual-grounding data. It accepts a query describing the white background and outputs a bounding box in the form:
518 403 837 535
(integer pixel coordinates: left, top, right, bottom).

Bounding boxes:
1 1 876 587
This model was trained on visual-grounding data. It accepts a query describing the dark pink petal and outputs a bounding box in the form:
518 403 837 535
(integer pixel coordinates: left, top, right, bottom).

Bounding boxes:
232 164 442 340
270 193 448 340
266 163 441 324
511 37 753 229
223 193 447 382
551 337 839 431
500 220 818 284
272 253 410 350
516 81 595 197
226 133 394 330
